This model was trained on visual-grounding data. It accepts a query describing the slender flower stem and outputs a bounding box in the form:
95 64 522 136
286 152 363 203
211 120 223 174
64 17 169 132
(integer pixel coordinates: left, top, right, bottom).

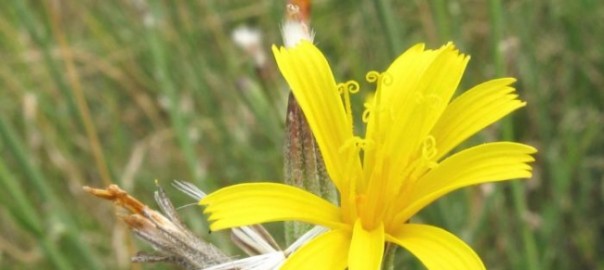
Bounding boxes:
511 182 540 270
381 243 398 270
374 0 403 58
488 1 539 269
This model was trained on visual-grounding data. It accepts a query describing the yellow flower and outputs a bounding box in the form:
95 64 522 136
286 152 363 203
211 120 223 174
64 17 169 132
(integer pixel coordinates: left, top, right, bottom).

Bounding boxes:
201 41 536 270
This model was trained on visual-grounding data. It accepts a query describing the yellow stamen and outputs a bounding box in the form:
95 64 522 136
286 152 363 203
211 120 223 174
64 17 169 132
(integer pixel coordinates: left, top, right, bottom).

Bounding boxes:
337 80 360 132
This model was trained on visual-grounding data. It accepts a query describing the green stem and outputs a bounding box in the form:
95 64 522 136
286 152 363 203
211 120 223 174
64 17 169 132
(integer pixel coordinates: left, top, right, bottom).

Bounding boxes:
511 182 540 270
432 0 452 41
488 0 539 269
382 243 397 270
374 0 403 57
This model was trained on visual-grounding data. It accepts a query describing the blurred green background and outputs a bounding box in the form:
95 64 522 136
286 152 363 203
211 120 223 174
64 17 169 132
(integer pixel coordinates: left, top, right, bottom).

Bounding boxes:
1 0 602 269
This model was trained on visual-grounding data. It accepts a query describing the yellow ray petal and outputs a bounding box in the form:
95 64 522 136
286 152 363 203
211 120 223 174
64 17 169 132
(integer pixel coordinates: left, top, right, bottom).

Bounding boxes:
364 43 470 187
272 42 361 194
395 142 536 223
431 78 526 160
387 224 485 270
349 219 385 270
200 183 344 231
281 229 350 270
385 44 469 170
362 44 427 180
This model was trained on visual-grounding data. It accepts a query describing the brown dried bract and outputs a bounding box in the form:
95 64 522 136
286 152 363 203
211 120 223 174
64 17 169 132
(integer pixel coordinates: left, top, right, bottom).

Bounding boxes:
287 0 311 22
84 185 145 214
84 184 229 269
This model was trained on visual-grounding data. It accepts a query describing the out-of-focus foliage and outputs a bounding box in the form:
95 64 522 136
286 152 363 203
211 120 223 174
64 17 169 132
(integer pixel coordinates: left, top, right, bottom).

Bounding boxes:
0 0 601 269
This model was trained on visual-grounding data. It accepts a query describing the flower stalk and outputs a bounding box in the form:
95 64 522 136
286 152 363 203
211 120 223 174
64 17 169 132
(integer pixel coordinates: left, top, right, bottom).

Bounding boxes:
281 0 337 245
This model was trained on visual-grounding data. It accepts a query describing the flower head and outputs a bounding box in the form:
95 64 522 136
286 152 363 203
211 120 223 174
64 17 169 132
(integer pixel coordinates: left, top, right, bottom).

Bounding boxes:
201 41 536 270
